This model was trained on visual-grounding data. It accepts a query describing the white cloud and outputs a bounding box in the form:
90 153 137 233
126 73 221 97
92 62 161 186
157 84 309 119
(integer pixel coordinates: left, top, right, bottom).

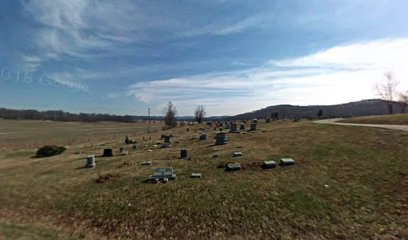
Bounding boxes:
128 38 408 116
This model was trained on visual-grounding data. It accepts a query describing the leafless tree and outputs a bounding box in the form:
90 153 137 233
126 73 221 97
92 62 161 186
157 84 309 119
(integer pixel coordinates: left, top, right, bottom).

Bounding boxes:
163 101 177 128
399 91 408 113
376 71 399 114
194 105 206 123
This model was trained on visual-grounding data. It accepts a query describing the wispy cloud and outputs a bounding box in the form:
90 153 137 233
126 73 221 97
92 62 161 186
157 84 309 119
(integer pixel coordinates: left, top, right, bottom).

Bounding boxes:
128 38 408 115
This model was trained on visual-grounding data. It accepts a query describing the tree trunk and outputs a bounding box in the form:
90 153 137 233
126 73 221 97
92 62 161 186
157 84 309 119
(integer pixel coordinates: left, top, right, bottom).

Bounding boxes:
387 102 393 114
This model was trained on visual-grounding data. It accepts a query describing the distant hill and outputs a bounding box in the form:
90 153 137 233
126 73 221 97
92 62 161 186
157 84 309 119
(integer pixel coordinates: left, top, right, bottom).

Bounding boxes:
232 99 406 120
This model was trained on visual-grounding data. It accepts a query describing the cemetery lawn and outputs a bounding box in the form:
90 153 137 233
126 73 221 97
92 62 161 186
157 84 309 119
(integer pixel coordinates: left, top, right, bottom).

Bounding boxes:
340 113 408 125
0 120 407 239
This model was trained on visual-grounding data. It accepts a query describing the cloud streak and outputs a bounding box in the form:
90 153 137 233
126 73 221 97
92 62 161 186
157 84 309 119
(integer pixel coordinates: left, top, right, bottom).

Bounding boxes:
128 38 408 115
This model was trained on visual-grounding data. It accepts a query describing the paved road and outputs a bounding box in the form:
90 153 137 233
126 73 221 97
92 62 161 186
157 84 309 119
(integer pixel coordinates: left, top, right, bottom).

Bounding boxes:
314 118 408 132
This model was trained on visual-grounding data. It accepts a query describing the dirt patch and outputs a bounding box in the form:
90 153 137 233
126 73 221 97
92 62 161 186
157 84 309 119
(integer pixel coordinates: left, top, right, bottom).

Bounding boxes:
95 174 120 184
241 161 263 170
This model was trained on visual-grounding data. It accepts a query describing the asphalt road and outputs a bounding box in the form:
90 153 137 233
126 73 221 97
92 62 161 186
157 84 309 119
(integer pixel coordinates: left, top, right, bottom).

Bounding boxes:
314 118 408 132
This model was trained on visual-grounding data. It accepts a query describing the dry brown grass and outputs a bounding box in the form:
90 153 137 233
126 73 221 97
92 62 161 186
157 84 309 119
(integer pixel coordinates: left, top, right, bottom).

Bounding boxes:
340 113 408 125
1 120 408 239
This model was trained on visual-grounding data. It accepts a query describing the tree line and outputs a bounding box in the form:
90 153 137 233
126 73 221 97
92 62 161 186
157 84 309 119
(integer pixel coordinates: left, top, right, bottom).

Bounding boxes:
0 108 159 122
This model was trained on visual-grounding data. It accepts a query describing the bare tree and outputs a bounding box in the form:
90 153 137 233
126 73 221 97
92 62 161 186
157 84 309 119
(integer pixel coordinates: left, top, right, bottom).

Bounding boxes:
399 91 408 113
194 105 206 123
376 71 399 114
163 101 177 128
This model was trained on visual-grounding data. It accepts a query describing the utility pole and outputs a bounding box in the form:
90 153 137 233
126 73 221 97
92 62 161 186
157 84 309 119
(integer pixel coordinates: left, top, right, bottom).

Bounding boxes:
147 107 150 134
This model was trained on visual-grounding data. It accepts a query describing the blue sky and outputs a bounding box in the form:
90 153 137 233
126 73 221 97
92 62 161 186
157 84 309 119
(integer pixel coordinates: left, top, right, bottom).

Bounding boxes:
1 0 408 116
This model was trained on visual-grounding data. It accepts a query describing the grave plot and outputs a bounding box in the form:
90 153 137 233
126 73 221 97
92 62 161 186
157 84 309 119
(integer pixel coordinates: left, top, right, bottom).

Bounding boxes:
180 149 188 159
85 155 96 168
225 163 241 172
191 173 202 178
102 148 113 157
215 132 228 145
199 133 207 140
229 123 239 133
233 151 242 157
262 160 276 169
280 158 295 166
147 167 177 183
125 136 136 144
141 161 152 166
119 147 128 156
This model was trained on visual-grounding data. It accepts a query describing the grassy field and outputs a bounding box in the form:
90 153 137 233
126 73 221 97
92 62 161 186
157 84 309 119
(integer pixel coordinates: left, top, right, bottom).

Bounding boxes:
0 119 161 150
1 120 408 239
340 113 408 125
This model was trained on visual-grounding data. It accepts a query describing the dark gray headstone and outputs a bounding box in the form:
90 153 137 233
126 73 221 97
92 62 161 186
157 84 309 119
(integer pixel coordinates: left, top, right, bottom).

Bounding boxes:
164 135 172 143
262 160 276 169
102 148 113 157
225 163 241 172
199 133 207 140
215 132 227 145
150 167 177 180
229 123 239 133
180 149 188 159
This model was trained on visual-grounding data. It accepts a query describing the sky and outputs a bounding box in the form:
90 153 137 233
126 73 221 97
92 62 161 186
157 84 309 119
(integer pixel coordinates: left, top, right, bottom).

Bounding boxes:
1 0 408 116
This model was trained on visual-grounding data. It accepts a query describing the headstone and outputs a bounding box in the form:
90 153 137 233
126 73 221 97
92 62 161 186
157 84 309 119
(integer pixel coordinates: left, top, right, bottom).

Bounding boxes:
225 163 241 172
280 158 295 166
119 147 128 155
199 133 207 141
102 148 113 157
250 123 257 131
142 161 152 165
85 155 95 168
229 123 239 133
180 149 188 159
262 160 277 169
215 132 227 145
191 173 202 178
164 135 172 143
125 136 136 144
233 151 242 157
149 167 177 180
